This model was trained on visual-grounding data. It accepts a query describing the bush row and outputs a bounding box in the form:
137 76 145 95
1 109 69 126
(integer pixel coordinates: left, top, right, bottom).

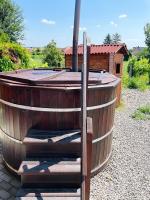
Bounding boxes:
123 57 150 91
0 41 30 71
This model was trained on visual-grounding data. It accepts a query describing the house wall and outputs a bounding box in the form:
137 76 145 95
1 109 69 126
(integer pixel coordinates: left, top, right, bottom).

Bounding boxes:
113 53 124 106
65 55 83 69
65 54 109 71
113 53 124 77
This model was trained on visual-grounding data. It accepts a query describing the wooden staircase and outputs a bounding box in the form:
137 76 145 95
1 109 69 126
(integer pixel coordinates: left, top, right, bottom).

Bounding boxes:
16 129 82 199
16 123 93 200
16 32 92 200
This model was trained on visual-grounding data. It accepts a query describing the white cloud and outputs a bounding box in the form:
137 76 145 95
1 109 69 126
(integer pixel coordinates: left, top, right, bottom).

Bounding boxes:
70 26 87 32
110 21 118 27
119 14 128 19
79 27 87 31
96 24 101 28
41 19 56 25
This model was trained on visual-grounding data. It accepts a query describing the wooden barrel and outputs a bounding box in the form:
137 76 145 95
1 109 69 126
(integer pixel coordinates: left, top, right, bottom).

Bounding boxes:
0 70 120 175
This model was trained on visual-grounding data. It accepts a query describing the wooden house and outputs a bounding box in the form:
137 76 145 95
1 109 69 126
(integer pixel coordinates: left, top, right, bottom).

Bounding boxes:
64 44 128 105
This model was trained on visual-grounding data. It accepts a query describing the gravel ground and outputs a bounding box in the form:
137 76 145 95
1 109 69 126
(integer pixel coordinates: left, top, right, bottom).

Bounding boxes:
90 89 150 200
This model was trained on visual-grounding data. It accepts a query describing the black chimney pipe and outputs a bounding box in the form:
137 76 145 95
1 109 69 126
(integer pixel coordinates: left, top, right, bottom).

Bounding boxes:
72 0 81 72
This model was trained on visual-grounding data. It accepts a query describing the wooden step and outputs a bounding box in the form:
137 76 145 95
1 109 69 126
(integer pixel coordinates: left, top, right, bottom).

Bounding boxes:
16 188 81 197
26 153 80 159
16 197 80 200
24 129 81 144
18 158 81 188
18 157 81 175
24 129 81 157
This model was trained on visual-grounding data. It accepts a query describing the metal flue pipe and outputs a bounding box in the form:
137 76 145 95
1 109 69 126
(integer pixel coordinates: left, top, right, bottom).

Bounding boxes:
72 0 81 72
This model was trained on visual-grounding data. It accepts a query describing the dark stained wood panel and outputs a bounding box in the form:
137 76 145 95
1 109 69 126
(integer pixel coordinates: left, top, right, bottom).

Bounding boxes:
0 69 119 176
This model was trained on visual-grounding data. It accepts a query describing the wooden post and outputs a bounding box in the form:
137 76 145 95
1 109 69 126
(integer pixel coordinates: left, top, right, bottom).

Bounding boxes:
85 117 93 200
81 31 88 200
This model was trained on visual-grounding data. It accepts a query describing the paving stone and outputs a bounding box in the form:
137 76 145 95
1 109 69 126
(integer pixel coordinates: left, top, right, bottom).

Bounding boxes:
0 189 10 199
0 180 12 190
1 173 12 182
9 187 18 196
8 197 15 200
10 179 20 188
0 164 4 170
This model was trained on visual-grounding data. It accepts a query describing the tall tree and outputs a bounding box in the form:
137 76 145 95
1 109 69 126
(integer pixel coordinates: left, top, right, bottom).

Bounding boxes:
0 0 24 42
43 40 65 68
144 23 150 50
103 34 112 44
112 33 121 44
144 23 150 83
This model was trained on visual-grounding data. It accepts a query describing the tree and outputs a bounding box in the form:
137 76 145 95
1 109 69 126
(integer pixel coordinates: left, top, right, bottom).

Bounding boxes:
144 23 150 50
103 34 112 44
0 0 24 42
127 57 137 77
0 31 10 43
43 40 65 68
112 33 121 44
136 47 150 60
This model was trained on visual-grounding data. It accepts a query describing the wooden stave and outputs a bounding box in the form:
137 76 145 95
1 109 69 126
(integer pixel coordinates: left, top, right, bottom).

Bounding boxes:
0 81 117 174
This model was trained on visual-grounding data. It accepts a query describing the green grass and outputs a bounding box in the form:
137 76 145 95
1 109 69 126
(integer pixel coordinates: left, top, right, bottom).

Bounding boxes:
30 54 48 68
132 104 150 120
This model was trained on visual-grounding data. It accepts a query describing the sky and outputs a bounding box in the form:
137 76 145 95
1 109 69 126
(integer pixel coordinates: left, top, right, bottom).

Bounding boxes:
14 0 150 49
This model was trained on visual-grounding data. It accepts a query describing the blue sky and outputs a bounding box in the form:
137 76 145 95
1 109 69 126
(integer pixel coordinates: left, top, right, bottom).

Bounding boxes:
15 0 150 49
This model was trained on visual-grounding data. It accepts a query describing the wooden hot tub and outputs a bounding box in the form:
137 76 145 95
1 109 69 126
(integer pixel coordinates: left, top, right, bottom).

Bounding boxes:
0 69 120 175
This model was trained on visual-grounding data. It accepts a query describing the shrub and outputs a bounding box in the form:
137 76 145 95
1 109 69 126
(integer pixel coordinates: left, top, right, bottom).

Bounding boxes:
132 104 150 120
136 75 149 91
127 57 150 85
127 77 138 89
138 105 150 114
127 76 148 91
134 58 149 76
0 42 30 71
0 56 13 71
122 73 129 88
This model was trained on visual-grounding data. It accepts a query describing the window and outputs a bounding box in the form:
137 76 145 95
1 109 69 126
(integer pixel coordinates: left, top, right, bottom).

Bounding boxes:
116 63 121 74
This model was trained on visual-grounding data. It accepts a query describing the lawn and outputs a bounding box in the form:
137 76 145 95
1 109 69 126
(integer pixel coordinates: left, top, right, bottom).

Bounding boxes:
30 54 48 68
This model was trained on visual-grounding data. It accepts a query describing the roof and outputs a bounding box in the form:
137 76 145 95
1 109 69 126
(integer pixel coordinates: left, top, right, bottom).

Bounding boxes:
64 44 128 55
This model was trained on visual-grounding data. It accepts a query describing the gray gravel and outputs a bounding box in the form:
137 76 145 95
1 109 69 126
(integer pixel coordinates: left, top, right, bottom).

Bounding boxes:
90 89 150 200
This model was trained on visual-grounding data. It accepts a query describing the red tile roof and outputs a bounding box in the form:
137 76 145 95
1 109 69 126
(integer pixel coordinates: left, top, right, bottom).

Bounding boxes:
64 44 128 55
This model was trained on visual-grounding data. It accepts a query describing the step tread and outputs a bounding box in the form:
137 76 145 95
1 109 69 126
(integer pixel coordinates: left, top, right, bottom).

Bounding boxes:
17 188 81 197
27 154 80 158
16 197 80 200
23 129 81 144
18 158 81 175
